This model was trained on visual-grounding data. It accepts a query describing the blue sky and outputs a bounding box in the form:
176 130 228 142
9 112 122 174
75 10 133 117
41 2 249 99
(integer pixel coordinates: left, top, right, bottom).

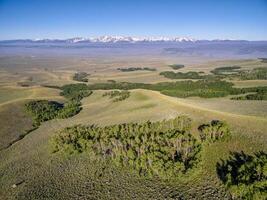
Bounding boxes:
0 0 267 40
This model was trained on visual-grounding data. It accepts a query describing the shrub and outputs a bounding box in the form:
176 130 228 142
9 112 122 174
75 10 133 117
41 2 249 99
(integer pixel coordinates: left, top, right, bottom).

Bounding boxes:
217 151 267 199
198 120 230 142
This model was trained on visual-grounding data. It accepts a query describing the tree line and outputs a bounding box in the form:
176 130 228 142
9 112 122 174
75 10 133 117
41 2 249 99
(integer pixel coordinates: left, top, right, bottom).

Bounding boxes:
168 64 185 70
117 67 156 72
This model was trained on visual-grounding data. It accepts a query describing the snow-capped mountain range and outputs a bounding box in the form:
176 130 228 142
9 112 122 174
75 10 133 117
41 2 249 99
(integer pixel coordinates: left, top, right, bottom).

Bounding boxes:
0 36 262 44
2 36 197 43
65 36 196 43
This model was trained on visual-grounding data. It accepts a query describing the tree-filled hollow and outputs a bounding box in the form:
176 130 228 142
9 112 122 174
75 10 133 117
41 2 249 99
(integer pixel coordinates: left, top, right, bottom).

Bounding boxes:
25 83 93 126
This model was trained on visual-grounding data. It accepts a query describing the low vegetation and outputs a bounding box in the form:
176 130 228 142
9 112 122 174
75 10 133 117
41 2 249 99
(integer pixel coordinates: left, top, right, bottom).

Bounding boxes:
102 90 130 102
168 64 185 70
73 72 89 82
217 151 267 199
117 67 156 72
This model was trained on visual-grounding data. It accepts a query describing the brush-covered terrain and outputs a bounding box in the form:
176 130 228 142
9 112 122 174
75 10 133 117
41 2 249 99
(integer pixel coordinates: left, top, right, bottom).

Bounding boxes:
0 55 267 200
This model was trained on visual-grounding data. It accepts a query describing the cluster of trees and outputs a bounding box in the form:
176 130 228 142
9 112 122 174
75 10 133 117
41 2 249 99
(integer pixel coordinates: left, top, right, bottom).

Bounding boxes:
51 116 203 178
217 151 267 199
52 116 232 178
60 83 93 101
160 71 204 79
117 67 156 72
73 72 89 82
198 120 230 142
211 66 241 76
102 90 130 102
168 64 185 70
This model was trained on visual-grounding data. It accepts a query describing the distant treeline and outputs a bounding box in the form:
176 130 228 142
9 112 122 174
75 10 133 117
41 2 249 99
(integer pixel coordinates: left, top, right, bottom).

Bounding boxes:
231 88 267 101
211 66 241 75
117 67 156 72
161 66 267 81
73 72 89 82
259 58 267 63
84 80 267 99
160 71 205 79
51 116 230 178
168 64 185 70
211 66 267 80
42 80 267 100
239 67 267 80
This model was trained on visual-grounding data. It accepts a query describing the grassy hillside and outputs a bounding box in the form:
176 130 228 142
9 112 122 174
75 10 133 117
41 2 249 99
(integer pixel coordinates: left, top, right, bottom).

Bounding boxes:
0 89 266 199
